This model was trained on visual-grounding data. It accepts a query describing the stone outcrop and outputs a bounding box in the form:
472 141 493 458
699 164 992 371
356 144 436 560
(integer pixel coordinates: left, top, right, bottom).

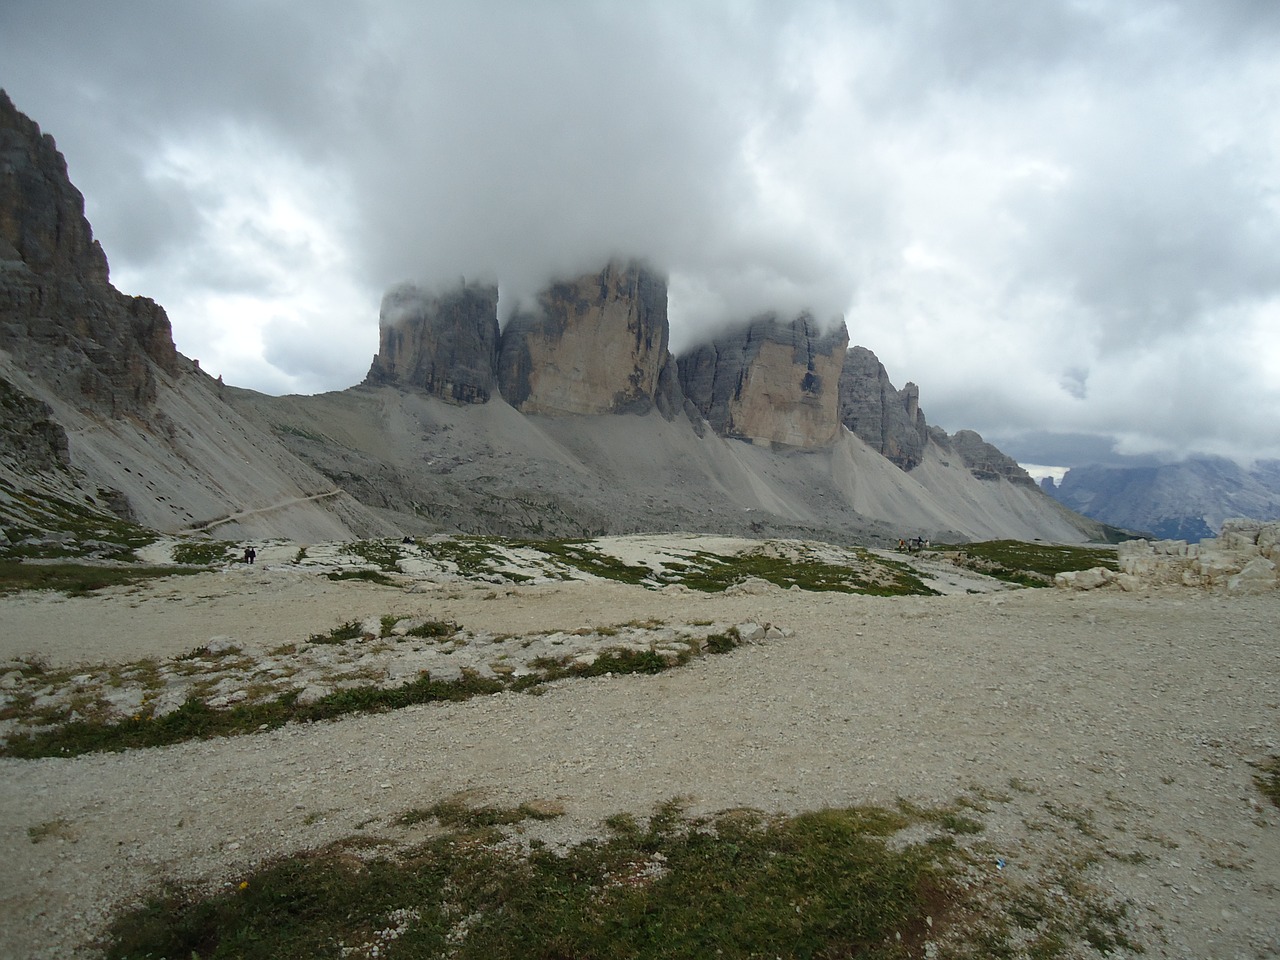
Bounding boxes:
931 428 1037 487
0 375 70 473
1057 517 1280 593
364 281 500 404
0 90 178 415
495 260 680 417
837 345 928 469
677 313 848 449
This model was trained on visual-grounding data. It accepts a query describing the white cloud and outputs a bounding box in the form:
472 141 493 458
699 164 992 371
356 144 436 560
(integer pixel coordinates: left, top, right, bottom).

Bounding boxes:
2 0 1279 462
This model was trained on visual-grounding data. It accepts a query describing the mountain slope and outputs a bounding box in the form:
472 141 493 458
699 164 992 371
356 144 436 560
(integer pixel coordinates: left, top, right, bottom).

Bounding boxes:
3 89 1104 547
0 90 391 542
1045 458 1280 541
226 384 1106 544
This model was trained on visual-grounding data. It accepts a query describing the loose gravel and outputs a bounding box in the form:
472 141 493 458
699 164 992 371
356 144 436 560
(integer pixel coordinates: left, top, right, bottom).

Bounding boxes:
1 560 1278 958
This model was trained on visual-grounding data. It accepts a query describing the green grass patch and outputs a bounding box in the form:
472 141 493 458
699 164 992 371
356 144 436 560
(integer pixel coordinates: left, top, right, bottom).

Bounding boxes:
325 569 398 586
0 476 156 562
102 802 959 960
100 797 1143 959
171 540 236 566
676 549 935 596
0 560 201 597
418 536 526 579
1 623 739 759
308 620 366 644
517 538 657 585
935 540 1119 588
396 800 565 830
0 671 508 759
404 620 459 639
345 540 404 572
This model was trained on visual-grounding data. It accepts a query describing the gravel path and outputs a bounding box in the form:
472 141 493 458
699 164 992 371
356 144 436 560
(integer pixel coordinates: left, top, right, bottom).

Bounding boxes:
1 570 1278 958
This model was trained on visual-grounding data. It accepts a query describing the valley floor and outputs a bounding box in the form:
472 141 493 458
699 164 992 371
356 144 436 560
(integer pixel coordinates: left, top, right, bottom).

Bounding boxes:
0 547 1277 958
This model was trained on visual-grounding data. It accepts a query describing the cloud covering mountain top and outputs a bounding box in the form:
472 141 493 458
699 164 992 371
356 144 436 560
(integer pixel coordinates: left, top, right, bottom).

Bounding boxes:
2 1 1278 465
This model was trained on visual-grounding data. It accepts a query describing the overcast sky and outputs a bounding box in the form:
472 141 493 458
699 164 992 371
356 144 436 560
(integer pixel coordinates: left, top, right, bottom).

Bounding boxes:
4 1 1279 469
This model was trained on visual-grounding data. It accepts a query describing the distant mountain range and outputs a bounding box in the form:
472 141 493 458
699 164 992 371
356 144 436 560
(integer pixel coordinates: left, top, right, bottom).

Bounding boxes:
0 89 1109 547
1041 458 1280 541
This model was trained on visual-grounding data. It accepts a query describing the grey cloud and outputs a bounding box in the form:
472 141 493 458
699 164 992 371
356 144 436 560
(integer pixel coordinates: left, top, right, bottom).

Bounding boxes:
3 1 1279 462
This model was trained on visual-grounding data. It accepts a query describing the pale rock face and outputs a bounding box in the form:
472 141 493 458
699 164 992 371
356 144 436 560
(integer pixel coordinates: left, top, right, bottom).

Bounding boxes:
677 313 849 449
1054 566 1115 590
1115 519 1280 592
496 261 677 417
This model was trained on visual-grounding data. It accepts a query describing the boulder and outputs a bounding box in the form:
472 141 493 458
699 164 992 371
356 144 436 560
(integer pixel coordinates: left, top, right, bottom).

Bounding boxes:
1220 518 1262 545
495 260 678 417
1054 566 1115 590
677 312 848 449
1227 557 1277 594
1259 522 1280 560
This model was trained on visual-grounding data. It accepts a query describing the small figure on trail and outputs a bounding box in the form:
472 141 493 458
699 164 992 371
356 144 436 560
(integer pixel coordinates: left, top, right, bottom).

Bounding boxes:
898 538 906 552
244 546 256 564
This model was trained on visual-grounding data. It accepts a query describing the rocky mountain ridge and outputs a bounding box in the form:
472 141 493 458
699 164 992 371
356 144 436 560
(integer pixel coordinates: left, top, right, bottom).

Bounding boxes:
1043 457 1280 541
1 91 1103 546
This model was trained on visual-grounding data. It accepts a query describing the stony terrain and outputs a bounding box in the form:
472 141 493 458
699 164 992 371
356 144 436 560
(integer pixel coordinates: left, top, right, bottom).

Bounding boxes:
1 537 1278 959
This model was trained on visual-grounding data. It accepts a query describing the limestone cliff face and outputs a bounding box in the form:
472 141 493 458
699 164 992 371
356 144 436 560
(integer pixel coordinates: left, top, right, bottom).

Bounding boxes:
496 260 679 417
0 90 178 414
931 427 1037 487
677 313 848 449
364 281 500 404
838 345 928 470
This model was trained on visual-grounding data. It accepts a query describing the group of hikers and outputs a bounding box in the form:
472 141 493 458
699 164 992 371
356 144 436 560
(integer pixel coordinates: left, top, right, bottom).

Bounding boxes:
897 536 930 553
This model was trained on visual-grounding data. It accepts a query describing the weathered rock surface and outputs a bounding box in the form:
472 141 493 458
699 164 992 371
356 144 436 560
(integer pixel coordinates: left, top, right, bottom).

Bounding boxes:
0 89 177 415
0 375 69 474
931 428 1037 487
677 313 848 449
0 91 388 540
496 261 679 417
837 345 927 469
1045 456 1280 543
1059 517 1280 592
2 91 1102 547
364 281 501 404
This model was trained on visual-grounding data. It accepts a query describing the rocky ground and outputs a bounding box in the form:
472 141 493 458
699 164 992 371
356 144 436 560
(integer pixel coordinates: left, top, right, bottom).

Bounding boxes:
0 538 1277 958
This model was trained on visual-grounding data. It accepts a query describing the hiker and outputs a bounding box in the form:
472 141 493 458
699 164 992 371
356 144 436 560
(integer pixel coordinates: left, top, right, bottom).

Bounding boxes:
244 546 256 564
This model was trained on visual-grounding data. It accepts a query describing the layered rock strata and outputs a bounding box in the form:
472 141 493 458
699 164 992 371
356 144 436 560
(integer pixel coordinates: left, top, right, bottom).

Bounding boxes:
496 260 680 417
837 345 928 469
932 428 1036 487
677 313 849 449
365 281 501 404
1057 517 1280 593
0 90 177 414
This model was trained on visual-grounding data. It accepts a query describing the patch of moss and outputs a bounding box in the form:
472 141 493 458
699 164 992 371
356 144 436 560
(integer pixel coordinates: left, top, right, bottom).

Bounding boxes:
0 560 200 597
171 540 236 566
936 540 1119 587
